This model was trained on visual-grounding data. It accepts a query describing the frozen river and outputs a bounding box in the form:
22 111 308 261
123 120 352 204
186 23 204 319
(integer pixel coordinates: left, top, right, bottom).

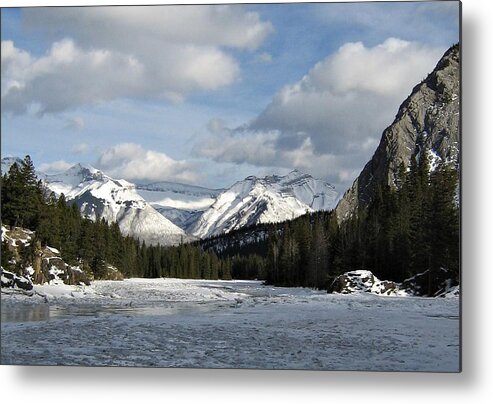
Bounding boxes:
1 278 460 371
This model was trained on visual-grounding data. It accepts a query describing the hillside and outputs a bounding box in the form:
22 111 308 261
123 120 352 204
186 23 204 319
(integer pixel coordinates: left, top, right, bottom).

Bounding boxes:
335 44 460 220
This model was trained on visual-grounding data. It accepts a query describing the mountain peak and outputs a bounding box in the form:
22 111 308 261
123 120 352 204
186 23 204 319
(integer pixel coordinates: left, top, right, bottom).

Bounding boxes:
42 164 189 246
1 156 24 174
242 169 310 186
44 163 109 189
283 169 311 181
69 162 98 172
190 170 338 238
335 44 460 221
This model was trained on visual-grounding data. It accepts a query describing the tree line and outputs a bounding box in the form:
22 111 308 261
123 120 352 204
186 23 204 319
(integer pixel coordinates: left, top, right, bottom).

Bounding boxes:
330 148 459 294
201 146 460 295
1 152 459 295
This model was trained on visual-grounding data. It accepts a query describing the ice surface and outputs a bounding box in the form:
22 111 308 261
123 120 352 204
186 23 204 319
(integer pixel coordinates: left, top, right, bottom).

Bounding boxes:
1 279 459 371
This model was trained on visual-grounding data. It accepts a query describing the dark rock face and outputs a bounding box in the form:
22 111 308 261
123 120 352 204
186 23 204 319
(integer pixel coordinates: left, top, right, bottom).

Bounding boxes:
328 270 402 296
1 268 34 291
328 269 458 297
335 44 460 221
1 226 95 286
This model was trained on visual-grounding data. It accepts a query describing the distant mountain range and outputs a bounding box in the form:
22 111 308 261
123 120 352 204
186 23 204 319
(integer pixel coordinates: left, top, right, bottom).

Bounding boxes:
40 163 191 246
189 170 338 239
135 181 223 231
1 157 339 245
3 45 459 246
1 157 23 175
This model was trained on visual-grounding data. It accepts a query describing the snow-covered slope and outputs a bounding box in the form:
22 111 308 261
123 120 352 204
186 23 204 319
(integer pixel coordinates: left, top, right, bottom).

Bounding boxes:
190 170 338 239
135 181 222 230
1 156 23 174
3 157 337 241
43 164 190 246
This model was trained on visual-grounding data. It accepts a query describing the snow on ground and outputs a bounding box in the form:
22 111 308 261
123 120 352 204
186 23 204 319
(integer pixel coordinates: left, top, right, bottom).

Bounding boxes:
1 278 459 371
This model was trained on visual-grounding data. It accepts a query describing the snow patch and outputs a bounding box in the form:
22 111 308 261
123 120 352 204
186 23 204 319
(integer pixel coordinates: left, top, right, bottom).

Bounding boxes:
443 285 460 298
46 246 60 254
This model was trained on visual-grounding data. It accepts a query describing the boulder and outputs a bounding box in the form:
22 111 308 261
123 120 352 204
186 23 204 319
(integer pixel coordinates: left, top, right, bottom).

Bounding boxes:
329 268 459 297
97 264 124 281
329 270 405 296
1 268 33 291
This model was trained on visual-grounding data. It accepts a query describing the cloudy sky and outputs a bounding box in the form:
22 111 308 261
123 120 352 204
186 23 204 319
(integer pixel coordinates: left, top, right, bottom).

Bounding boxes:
1 1 459 193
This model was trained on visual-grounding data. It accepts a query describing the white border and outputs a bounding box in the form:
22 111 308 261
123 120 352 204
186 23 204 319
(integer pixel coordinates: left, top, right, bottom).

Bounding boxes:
1 0 492 403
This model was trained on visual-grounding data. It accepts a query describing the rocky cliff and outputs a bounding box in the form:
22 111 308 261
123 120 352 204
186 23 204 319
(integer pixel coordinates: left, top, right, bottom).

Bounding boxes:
335 44 460 221
1 225 123 288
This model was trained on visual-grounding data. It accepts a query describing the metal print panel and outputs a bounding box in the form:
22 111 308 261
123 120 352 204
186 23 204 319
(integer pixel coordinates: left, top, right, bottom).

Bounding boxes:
0 1 461 371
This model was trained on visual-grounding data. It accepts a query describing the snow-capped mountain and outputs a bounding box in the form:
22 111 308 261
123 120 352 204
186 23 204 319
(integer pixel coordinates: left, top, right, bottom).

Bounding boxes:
135 181 222 231
190 170 338 239
2 156 338 242
1 156 23 175
42 164 190 246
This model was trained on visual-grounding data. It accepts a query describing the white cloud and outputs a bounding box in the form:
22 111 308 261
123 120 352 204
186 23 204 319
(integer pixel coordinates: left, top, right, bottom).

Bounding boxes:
195 127 279 166
38 160 74 173
250 38 444 153
1 41 32 97
97 143 200 184
194 127 361 184
71 143 89 155
1 5 273 114
2 39 145 114
195 39 446 191
24 6 273 52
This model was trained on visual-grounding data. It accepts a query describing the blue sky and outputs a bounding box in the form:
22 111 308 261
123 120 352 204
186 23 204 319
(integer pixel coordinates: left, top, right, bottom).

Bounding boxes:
1 1 460 192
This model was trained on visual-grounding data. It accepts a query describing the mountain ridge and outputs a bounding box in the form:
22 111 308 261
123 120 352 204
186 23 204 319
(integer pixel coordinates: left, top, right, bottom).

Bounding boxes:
334 43 460 221
2 157 338 242
189 169 339 239
41 163 190 246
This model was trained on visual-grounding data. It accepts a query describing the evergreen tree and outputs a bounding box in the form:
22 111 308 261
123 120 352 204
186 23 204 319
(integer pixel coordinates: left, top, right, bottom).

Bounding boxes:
90 252 106 279
426 162 460 292
36 191 61 247
1 163 25 228
307 217 328 288
19 155 43 229
266 230 280 284
407 146 432 275
294 216 311 285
